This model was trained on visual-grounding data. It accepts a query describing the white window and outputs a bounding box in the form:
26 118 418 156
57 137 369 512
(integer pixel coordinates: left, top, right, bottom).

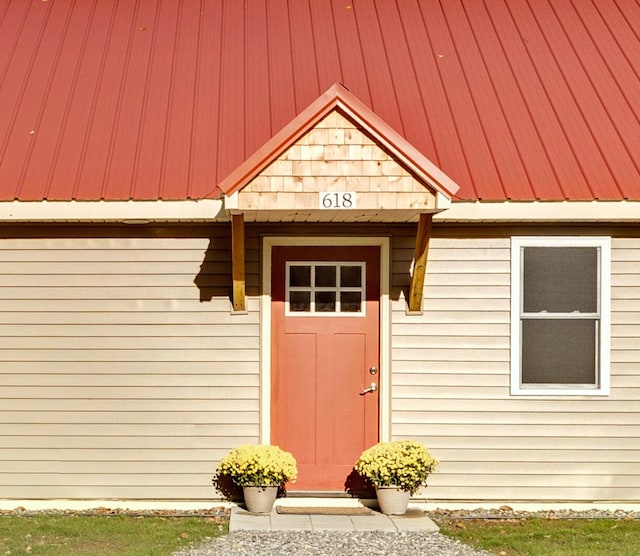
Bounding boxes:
286 262 366 316
510 237 611 396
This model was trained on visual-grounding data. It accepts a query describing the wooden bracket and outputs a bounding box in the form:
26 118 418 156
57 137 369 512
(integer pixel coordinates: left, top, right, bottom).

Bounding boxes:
231 213 246 312
408 213 433 313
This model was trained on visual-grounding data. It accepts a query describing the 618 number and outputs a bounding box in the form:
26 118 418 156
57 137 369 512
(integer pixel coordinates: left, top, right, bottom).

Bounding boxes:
319 192 356 209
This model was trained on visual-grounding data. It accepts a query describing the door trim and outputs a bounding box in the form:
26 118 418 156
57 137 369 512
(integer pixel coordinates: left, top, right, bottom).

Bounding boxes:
261 236 391 445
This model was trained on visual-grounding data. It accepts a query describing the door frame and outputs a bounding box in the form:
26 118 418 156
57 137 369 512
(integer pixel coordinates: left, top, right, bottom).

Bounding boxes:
261 236 391 445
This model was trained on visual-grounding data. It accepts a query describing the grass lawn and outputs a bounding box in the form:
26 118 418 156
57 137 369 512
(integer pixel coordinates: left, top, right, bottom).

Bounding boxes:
0 514 227 556
435 517 640 556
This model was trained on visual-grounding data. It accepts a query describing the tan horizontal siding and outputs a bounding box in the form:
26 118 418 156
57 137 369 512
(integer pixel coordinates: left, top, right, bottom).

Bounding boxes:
0 299 256 311
0 287 227 300
0 399 258 411
394 410 640 425
0 274 237 288
393 335 509 349
0 486 217 499
2 374 259 387
0 448 232 462
397 398 640 412
0 336 258 349
392 323 510 337
393 423 640 438
432 449 640 463
393 385 640 401
392 229 640 502
1 462 221 476
430 474 640 488
0 361 258 374
0 312 257 325
396 373 640 388
411 434 640 451
392 361 510 374
0 424 257 436
0 349 258 362
0 323 254 337
420 487 638 502
0 411 258 425
2 386 256 399
0 228 260 500
0 436 257 450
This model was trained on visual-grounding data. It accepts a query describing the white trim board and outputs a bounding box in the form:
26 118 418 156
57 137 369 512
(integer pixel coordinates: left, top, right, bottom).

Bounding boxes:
2 199 638 224
435 200 640 222
260 236 391 444
0 200 225 222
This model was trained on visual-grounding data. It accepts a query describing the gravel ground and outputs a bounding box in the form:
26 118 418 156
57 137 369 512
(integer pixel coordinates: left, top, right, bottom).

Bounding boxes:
431 506 640 521
172 506 640 556
172 530 491 556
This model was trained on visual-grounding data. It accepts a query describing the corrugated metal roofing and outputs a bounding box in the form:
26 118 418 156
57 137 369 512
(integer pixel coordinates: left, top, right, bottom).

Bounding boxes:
1 0 640 202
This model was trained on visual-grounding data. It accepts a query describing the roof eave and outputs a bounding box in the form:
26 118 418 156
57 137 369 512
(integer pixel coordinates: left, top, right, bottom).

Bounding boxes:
0 199 225 223
435 200 640 223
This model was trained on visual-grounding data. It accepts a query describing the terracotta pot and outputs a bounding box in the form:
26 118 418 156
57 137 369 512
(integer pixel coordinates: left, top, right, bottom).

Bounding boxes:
375 486 410 515
242 485 278 514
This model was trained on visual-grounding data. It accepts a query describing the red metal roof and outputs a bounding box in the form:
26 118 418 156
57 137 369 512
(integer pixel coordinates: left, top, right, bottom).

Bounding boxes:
1 0 640 202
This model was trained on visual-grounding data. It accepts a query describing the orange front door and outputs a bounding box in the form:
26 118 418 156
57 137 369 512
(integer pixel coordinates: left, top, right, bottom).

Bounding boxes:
271 246 380 491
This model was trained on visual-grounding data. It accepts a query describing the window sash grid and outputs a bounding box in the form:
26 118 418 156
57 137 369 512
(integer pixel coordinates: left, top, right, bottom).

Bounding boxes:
285 261 366 316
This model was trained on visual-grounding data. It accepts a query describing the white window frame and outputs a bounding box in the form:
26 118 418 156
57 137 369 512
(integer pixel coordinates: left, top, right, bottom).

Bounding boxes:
510 236 611 396
285 261 367 317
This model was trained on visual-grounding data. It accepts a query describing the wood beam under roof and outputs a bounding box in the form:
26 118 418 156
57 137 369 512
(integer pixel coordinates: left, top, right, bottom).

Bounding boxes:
231 213 246 312
408 213 433 313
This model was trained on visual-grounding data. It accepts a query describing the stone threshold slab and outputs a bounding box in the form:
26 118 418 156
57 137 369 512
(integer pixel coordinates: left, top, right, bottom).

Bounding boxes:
230 504 440 533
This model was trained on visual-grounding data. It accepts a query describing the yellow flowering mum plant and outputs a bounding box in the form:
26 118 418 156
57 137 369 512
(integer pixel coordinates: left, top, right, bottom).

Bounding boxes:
354 440 438 495
216 444 298 487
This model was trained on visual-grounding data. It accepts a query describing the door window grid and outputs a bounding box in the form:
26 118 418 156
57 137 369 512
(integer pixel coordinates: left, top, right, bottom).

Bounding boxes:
286 262 366 316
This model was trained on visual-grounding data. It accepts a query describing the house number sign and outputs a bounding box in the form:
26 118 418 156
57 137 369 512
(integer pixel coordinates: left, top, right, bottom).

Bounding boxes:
319 191 357 209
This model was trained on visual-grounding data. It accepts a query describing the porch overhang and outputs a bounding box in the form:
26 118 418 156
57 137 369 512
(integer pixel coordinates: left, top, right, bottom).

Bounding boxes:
221 84 461 312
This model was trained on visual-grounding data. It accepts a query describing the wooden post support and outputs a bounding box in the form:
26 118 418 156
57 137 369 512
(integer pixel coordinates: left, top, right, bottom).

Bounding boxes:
231 213 246 312
408 213 433 313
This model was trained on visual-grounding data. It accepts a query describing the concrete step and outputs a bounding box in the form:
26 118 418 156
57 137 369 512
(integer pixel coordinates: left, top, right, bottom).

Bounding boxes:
229 501 440 532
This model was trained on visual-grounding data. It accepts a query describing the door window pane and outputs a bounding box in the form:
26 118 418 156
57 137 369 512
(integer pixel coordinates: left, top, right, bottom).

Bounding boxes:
340 266 362 288
289 291 311 312
315 291 336 312
289 265 311 287
315 265 336 287
340 291 362 312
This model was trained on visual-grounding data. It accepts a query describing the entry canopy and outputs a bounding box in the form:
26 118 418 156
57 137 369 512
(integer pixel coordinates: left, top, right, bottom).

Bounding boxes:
219 83 459 223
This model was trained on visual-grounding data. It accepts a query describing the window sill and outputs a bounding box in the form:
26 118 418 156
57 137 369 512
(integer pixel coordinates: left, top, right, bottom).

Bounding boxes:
511 386 610 397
